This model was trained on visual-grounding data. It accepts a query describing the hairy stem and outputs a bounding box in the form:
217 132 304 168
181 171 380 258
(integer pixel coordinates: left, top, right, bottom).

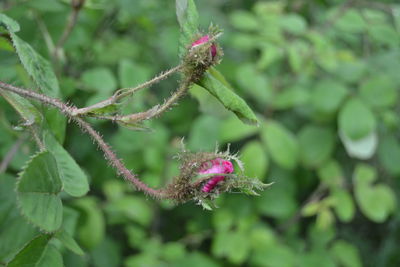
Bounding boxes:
72 64 183 116
73 116 165 198
99 74 194 124
0 81 166 198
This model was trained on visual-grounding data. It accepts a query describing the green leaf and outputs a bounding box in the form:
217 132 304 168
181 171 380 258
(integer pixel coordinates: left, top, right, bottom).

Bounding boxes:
176 0 199 58
332 189 355 223
335 61 366 83
330 240 362 267
212 230 250 264
273 86 309 110
91 237 122 267
340 131 378 160
279 14 307 35
226 231 251 264
44 131 89 197
0 174 39 263
369 24 399 47
316 208 334 230
261 120 299 170
118 59 151 89
0 13 66 142
105 196 154 226
55 230 84 256
230 10 259 31
353 164 396 223
7 234 52 267
378 134 400 176
256 168 297 219
198 72 259 126
338 98 376 141
188 115 220 151
298 125 335 168
311 79 348 115
16 151 63 232
10 34 60 98
73 197 105 249
212 209 234 232
302 201 322 217
36 245 63 267
0 91 42 126
240 141 269 179
353 163 376 184
0 13 20 32
287 41 309 73
334 9 366 33
317 160 343 187
81 67 117 94
235 64 271 105
359 75 397 108
219 115 259 143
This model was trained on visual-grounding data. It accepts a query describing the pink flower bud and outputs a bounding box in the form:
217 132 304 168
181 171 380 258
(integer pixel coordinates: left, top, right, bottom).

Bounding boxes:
191 35 217 59
199 158 234 193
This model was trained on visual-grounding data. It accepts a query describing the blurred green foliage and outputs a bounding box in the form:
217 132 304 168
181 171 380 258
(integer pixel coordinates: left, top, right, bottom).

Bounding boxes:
1 0 400 266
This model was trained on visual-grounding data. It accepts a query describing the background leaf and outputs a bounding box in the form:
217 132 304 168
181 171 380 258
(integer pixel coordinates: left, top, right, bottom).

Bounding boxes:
338 98 376 141
261 120 299 170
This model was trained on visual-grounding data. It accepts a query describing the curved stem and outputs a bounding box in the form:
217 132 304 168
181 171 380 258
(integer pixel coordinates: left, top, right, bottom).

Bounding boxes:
73 116 166 198
0 81 166 199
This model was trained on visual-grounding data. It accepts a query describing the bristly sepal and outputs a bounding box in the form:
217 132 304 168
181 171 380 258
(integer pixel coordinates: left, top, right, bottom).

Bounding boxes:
164 145 273 208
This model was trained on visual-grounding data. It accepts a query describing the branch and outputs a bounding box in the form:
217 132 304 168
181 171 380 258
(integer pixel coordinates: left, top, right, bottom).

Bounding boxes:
73 116 165 198
0 80 184 199
279 184 327 232
101 73 194 125
0 30 216 199
72 64 183 116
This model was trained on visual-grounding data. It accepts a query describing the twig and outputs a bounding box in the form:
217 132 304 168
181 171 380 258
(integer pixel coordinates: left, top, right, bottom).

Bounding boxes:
0 80 177 199
103 73 193 124
72 64 183 116
0 134 27 173
53 0 85 65
279 184 327 232
73 116 165 198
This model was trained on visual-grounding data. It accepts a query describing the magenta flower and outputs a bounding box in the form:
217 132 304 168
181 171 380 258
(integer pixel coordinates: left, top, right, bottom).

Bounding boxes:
191 35 217 59
199 158 234 193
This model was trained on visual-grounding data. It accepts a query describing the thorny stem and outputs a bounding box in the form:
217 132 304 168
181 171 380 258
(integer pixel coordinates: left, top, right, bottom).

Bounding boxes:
73 116 166 198
0 81 167 198
105 73 194 124
72 64 183 116
0 72 197 199
0 27 218 198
